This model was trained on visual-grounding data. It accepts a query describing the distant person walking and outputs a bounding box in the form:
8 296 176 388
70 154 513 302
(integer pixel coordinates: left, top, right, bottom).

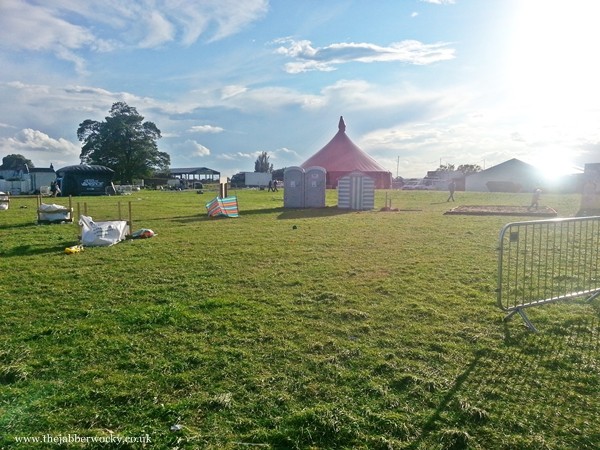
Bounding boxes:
528 188 542 211
50 181 61 197
447 180 456 202
273 179 278 192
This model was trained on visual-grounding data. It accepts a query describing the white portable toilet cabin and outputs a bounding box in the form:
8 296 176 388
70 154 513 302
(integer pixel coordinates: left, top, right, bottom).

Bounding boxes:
304 166 326 208
0 192 9 211
337 172 375 210
284 166 305 208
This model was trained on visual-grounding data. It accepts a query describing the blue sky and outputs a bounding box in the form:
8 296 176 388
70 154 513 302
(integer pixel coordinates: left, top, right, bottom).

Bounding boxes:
1 0 599 179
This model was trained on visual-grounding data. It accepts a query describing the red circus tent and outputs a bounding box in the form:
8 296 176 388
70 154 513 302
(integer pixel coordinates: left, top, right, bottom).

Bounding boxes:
301 116 392 189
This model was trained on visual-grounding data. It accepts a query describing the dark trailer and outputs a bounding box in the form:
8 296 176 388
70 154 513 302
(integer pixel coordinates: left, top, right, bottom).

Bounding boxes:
56 164 114 196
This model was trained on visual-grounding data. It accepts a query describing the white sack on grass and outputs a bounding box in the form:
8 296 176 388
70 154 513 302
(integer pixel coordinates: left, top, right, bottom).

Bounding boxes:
38 203 71 221
79 215 129 247
38 203 69 213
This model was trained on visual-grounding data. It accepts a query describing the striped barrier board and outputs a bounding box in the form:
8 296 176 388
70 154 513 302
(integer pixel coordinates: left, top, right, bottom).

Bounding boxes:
206 196 239 218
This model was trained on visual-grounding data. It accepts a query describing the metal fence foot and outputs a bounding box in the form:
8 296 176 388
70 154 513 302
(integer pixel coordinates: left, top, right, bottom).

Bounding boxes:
518 309 537 332
586 291 600 303
504 308 537 332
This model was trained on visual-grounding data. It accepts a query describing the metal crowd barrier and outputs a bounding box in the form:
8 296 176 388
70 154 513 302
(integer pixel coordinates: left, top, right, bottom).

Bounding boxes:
497 216 600 331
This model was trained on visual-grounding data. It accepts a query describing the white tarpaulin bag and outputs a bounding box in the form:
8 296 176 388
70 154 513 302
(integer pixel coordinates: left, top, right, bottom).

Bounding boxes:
38 203 71 221
79 215 129 247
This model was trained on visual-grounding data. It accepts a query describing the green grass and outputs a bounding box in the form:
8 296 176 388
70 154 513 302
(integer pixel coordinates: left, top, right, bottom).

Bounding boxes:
1 189 599 449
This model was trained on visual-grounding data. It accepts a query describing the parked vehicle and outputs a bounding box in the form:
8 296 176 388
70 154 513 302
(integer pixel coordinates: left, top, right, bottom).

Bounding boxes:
402 179 436 190
401 180 421 190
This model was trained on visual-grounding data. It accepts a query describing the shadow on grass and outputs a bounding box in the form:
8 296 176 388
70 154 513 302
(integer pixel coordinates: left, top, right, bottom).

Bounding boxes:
0 222 38 231
0 241 75 257
171 206 354 219
166 206 392 223
408 317 600 449
276 207 353 220
216 206 352 218
405 350 485 450
167 215 208 224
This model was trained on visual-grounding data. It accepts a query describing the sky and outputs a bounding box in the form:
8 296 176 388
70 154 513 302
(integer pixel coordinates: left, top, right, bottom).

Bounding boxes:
1 0 600 179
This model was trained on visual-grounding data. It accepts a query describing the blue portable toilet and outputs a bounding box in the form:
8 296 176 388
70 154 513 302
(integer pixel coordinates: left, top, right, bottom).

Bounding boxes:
304 166 326 208
284 166 305 208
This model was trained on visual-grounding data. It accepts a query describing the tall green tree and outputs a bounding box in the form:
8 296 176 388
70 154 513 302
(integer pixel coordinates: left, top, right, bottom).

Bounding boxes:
0 154 34 171
77 102 170 183
254 151 273 173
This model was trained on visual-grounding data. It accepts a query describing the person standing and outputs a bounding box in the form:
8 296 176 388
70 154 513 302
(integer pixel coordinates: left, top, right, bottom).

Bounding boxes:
447 180 456 202
528 188 542 211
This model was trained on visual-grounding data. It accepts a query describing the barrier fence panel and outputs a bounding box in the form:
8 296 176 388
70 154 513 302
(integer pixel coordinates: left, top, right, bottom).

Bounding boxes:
497 216 600 331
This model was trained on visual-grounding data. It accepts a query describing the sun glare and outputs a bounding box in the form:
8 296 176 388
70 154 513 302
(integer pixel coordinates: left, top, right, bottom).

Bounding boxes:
506 1 600 112
529 147 579 180
504 1 600 177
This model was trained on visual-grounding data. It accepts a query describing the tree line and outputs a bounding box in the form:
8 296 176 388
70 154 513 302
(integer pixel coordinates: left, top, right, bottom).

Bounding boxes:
2 102 484 183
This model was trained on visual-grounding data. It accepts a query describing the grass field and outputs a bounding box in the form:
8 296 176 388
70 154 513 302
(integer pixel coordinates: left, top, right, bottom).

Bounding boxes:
1 189 599 449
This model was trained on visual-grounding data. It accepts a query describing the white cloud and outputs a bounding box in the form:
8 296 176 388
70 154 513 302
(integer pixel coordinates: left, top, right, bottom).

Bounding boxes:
0 1 102 74
218 151 261 161
138 11 176 48
221 85 249 100
175 139 211 157
420 0 455 4
0 0 268 72
275 38 455 73
200 0 269 42
201 85 323 111
0 128 80 156
0 1 95 52
188 125 224 134
275 147 300 158
0 81 167 137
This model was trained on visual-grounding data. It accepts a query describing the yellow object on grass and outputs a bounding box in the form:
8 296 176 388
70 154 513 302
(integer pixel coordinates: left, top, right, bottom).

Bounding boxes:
64 245 84 254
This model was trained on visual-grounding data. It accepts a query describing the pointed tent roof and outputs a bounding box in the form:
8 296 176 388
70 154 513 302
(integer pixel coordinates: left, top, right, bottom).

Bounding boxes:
301 116 389 173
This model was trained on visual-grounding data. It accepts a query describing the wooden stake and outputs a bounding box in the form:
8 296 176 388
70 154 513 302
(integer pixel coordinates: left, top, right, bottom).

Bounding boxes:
128 201 133 234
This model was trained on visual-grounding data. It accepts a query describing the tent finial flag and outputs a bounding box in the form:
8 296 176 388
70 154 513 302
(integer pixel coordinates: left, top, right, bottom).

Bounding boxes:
338 116 346 132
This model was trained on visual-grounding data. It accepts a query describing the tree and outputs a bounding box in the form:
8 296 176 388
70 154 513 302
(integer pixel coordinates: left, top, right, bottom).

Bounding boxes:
438 163 455 172
457 164 482 174
77 102 170 183
0 154 34 171
254 151 273 173
437 163 482 174
271 167 284 180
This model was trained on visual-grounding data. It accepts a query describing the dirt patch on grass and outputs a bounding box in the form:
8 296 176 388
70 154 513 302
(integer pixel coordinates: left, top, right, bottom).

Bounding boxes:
444 205 558 217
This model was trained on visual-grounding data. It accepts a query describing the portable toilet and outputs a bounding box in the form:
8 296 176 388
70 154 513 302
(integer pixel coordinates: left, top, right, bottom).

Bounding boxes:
304 166 326 208
284 166 305 208
578 163 600 216
0 192 9 211
337 172 375 210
